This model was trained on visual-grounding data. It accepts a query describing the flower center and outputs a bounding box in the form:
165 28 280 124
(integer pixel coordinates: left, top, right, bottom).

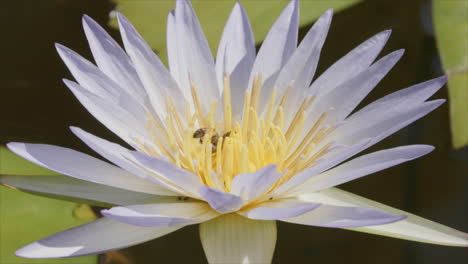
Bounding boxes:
140 75 333 192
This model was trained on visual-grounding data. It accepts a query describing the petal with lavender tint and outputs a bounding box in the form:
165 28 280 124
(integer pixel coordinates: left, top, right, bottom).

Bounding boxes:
0 174 172 206
174 0 219 110
332 99 445 146
240 200 320 220
200 213 276 264
283 203 405 228
311 49 405 125
71 127 182 195
82 15 147 103
298 188 468 246
117 13 186 116
6 143 167 195
199 186 243 214
64 80 150 145
130 151 204 197
102 202 218 227
230 164 282 203
216 2 255 118
249 0 298 113
273 139 372 196
15 218 181 258
344 76 447 125
289 145 434 195
56 45 147 120
309 30 392 96
269 9 332 121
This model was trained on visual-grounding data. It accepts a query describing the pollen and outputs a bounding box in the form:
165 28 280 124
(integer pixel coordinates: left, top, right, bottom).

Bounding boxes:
140 74 333 192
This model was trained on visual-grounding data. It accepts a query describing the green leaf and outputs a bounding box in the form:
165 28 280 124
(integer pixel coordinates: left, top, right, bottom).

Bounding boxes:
0 147 98 264
433 0 468 149
109 0 361 65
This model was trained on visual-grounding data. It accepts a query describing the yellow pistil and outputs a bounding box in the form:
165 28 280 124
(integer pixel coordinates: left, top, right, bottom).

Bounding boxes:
138 74 333 195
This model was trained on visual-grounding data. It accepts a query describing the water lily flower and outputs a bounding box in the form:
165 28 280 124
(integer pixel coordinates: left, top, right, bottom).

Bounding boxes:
2 0 467 263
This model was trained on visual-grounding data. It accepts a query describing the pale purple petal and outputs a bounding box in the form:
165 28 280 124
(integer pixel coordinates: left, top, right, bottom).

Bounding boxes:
81 15 147 103
130 151 204 197
174 0 219 110
240 200 320 220
273 139 371 196
71 127 180 196
311 49 405 126
345 76 447 124
230 165 282 203
199 186 243 213
6 142 167 195
289 145 434 195
283 204 405 228
297 188 468 246
64 79 150 145
249 0 299 113
269 9 332 122
15 218 180 258
102 202 218 227
55 44 146 117
331 99 445 146
216 2 255 118
0 174 172 206
117 13 186 117
309 30 392 96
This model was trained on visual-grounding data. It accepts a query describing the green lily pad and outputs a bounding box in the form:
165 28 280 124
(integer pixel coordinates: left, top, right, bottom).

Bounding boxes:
433 0 468 149
0 147 98 264
110 0 361 64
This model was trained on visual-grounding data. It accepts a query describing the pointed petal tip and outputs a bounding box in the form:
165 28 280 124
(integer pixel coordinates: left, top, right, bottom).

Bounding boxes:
15 242 81 259
5 142 22 152
54 42 66 52
416 144 435 154
81 14 92 24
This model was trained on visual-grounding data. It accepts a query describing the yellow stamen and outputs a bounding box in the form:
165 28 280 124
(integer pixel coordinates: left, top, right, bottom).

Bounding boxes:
139 74 332 197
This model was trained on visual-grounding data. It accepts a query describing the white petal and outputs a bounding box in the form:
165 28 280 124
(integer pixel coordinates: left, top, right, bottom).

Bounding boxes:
309 30 392 96
6 142 165 195
15 218 180 258
56 44 145 113
230 165 282 203
346 76 447 124
240 200 320 220
249 0 299 113
0 174 173 206
199 213 277 264
312 49 405 126
117 13 186 117
130 151 204 198
332 99 445 146
283 203 405 228
64 79 149 145
199 186 243 214
71 127 179 196
270 9 332 121
216 2 255 117
102 202 218 227
290 145 434 194
167 10 182 89
81 15 147 103
274 140 372 196
174 0 219 110
298 188 468 246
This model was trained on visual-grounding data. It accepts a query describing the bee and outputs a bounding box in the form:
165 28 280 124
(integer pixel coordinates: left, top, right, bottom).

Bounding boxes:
193 128 209 139
193 128 231 153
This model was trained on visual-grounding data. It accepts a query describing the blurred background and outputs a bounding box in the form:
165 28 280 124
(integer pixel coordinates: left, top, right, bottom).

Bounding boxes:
0 0 467 263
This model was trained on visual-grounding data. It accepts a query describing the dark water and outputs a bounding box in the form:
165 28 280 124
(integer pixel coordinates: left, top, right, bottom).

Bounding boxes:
1 0 467 263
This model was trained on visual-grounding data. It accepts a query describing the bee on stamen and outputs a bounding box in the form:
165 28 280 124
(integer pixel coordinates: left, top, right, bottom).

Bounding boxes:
193 128 232 153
